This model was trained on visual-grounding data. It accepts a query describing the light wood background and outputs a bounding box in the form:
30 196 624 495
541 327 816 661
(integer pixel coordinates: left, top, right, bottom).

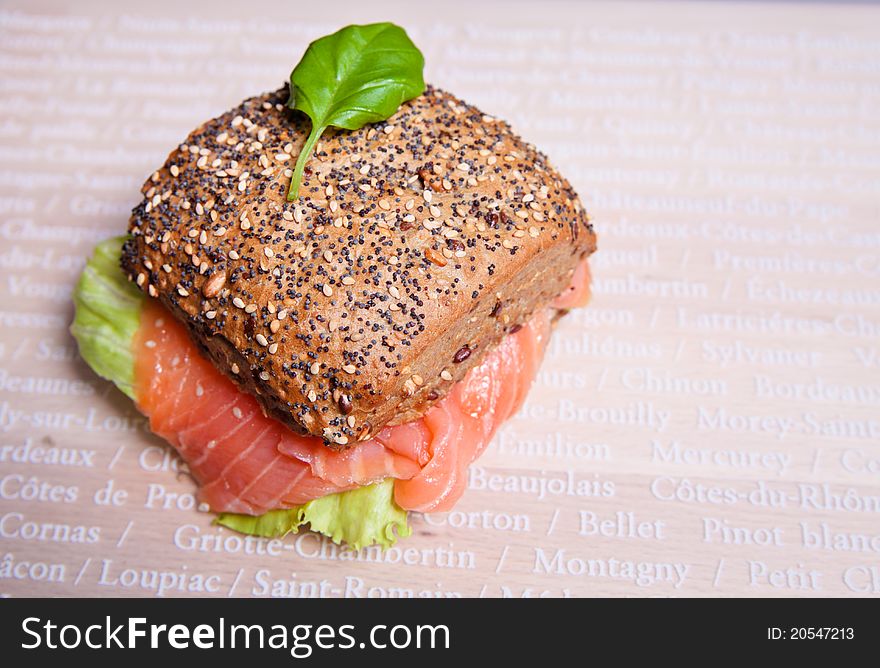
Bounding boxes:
0 0 878 597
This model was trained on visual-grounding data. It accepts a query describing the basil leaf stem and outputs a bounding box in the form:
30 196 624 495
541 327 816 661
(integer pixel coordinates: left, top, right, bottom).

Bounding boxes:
288 123 324 202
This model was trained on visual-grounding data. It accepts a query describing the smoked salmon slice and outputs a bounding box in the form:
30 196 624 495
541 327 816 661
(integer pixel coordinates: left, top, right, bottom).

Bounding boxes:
133 258 590 515
393 310 552 512
553 259 592 310
135 306 353 514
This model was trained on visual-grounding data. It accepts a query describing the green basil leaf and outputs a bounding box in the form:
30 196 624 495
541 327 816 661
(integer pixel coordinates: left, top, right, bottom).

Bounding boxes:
286 22 425 200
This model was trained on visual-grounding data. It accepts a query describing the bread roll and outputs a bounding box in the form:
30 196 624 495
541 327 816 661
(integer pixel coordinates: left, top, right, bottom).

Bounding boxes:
122 85 596 446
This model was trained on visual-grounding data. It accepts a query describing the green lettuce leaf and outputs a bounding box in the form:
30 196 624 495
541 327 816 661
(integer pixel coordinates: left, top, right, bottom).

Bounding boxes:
71 238 411 549
216 478 411 551
70 236 142 399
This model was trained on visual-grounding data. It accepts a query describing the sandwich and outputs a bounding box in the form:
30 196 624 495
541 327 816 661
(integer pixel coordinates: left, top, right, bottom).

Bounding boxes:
72 23 596 549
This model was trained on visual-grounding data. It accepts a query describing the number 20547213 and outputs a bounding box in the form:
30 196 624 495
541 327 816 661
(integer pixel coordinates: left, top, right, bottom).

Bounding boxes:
768 628 854 640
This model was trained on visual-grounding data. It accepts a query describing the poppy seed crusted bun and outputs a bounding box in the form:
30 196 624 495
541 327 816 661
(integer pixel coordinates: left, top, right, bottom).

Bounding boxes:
122 85 596 446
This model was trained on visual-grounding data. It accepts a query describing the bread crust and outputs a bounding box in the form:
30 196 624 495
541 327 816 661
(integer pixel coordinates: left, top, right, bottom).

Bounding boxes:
122 85 596 445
